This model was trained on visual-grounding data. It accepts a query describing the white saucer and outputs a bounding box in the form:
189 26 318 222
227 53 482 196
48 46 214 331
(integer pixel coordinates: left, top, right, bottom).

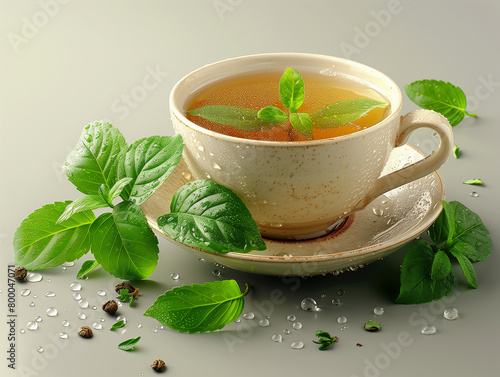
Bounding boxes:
142 145 445 276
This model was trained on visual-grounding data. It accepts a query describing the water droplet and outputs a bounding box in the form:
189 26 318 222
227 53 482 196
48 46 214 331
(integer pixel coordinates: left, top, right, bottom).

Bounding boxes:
320 293 327 298
61 267 67 271
46 307 58 317
92 306 97 310
62 261 75 267
337 316 347 324
181 171 192 180
286 314 297 322
137 323 142 329
212 269 221 277
212 162 221 170
26 272 43 282
340 325 349 331
372 207 384 216
374 307 385 315
70 282 82 291
77 312 87 320
20 289 31 297
300 297 320 312
170 273 179 280
62 320 70 327
331 298 341 306
421 324 436 335
33 294 38 298
197 145 205 152
29 302 35 307
100 318 105 322
97 290 107 297
292 322 303 330
45 291 56 298
290 341 304 350
20 329 25 334
27 321 38 331
337 290 345 296
78 300 89 309
116 315 126 323
72 293 82 300
153 329 158 333
234 319 241 323
283 328 291 334
243 312 255 320
470 191 479 197
59 332 68 339
272 334 283 342
259 319 270 327
92 322 102 330
35 316 43 322
37 346 44 353
443 307 459 320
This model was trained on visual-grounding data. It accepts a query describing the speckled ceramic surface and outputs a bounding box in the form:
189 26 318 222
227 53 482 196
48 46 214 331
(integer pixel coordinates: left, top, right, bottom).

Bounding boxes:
170 53 452 239
142 144 445 276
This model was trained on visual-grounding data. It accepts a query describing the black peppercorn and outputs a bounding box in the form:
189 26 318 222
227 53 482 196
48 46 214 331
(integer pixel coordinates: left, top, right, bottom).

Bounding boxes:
78 326 93 338
151 359 166 373
102 300 119 315
14 266 27 281
115 282 135 294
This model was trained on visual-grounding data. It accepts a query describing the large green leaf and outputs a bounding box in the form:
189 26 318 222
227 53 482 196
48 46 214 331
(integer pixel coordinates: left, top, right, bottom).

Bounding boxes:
188 106 272 131
279 67 305 113
116 134 183 205
90 201 159 280
63 121 127 195
13 201 95 270
157 180 266 254
144 280 248 333
310 99 388 128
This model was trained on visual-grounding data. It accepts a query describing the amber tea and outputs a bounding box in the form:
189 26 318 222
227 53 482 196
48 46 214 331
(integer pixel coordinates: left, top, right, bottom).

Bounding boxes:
186 70 390 141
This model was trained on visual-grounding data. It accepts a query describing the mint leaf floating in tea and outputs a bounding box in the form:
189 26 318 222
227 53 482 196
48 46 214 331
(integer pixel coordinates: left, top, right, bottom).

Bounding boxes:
257 106 288 123
289 113 313 135
116 134 183 205
453 144 460 159
463 179 483 185
279 67 305 113
13 201 95 270
118 336 141 351
157 180 266 254
76 260 100 279
144 280 249 333
90 201 159 280
188 106 273 132
405 79 477 126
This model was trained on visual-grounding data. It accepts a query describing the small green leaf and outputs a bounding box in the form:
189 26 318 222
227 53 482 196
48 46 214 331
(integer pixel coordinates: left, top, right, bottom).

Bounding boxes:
450 249 477 289
143 280 248 333
428 201 455 247
364 320 381 331
310 99 388 128
116 135 183 205
63 121 127 195
431 250 452 280
257 106 288 123
279 67 305 113
289 113 313 136
157 180 266 254
13 201 95 270
56 195 109 224
318 343 332 350
90 201 159 280
76 260 100 279
108 177 133 202
315 330 332 338
405 80 477 126
463 179 483 185
396 240 455 304
453 145 460 159
118 336 141 351
110 320 126 331
188 106 272 131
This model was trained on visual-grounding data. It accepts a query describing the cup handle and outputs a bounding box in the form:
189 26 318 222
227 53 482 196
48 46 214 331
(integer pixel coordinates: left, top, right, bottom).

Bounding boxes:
354 109 453 210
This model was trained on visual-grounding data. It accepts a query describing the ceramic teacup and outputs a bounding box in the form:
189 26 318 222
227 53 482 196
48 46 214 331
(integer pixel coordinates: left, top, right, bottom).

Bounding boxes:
170 53 453 240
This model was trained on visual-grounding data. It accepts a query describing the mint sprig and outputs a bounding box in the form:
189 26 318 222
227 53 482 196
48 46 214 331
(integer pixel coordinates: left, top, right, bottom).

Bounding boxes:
312 330 338 350
396 200 491 304
188 68 388 138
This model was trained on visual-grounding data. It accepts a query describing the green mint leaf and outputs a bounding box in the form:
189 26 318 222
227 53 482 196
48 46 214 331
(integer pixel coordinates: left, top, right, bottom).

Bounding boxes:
289 112 313 136
143 280 248 333
90 201 159 280
13 201 95 270
405 80 477 126
396 240 455 304
430 250 452 280
318 343 332 350
110 320 126 331
428 200 455 247
56 195 109 224
116 135 183 205
279 67 305 113
98 184 112 207
315 330 332 338
157 180 266 254
463 179 483 185
108 177 133 202
310 99 388 128
188 106 272 131
257 106 288 123
76 260 100 279
450 249 477 289
118 336 140 351
453 145 460 159
63 121 127 195
364 320 381 331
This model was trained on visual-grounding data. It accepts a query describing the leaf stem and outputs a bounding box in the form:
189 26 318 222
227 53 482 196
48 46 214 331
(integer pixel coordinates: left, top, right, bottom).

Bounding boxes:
242 283 250 297
464 111 477 118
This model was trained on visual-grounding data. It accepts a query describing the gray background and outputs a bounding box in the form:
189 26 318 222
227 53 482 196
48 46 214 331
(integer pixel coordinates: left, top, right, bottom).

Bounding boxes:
1 1 499 376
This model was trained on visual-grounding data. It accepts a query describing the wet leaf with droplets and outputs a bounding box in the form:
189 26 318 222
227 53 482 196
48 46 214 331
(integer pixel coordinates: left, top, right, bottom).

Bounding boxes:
76 260 100 279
